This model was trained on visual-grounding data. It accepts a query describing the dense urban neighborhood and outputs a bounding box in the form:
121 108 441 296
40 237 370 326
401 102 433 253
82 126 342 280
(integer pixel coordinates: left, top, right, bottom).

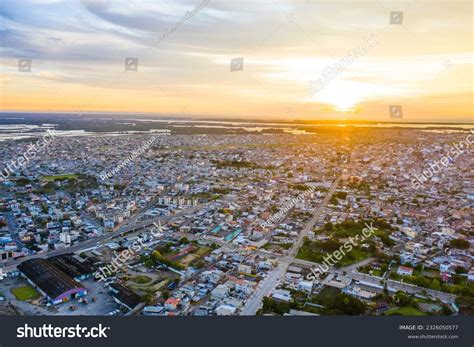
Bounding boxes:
0 124 472 317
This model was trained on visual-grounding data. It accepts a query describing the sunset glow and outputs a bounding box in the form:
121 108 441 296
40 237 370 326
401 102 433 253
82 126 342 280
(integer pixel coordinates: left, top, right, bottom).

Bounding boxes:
0 0 472 122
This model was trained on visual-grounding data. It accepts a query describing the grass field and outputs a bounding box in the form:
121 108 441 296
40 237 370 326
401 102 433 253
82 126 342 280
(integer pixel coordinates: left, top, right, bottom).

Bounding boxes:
384 307 427 316
315 286 341 303
194 246 212 256
296 238 371 267
130 276 152 284
42 173 78 181
11 286 40 301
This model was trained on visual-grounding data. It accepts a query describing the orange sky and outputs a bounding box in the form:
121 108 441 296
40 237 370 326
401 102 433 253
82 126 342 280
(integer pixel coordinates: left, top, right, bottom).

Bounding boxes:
1 0 473 122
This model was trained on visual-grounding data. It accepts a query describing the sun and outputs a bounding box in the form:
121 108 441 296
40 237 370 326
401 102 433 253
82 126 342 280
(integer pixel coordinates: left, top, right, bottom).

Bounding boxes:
314 82 360 112
332 99 357 112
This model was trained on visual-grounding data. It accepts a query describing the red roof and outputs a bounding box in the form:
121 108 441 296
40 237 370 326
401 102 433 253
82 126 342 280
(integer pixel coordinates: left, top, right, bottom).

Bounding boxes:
165 298 180 305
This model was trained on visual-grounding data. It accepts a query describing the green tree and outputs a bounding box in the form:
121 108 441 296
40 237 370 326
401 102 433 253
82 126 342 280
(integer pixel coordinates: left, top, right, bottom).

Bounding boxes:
450 238 470 249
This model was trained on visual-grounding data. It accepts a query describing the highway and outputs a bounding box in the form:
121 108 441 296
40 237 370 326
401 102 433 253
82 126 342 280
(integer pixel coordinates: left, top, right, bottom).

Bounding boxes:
0 205 203 271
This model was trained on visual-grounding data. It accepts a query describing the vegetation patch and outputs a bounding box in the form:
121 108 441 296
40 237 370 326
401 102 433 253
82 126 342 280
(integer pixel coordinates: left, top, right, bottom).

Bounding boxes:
41 173 79 181
11 286 40 301
130 275 152 284
313 286 366 315
296 237 372 267
384 306 426 316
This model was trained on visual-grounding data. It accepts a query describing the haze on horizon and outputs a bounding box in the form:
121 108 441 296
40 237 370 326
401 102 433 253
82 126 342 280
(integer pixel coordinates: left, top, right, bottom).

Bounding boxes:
0 0 472 123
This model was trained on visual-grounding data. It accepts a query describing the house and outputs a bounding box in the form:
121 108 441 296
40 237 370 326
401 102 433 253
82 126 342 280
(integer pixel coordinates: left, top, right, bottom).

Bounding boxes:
211 284 229 300
440 273 452 283
109 283 141 310
215 305 237 316
143 305 164 315
397 266 414 276
324 274 352 289
238 264 252 274
343 285 377 299
271 289 291 302
297 280 313 293
440 263 453 273
164 298 180 311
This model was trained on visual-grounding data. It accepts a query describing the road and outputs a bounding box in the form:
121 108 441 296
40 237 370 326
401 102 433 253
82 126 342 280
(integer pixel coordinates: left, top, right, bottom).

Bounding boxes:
284 255 456 303
120 175 184 228
4 212 23 250
241 178 340 315
2 174 457 307
340 257 376 273
240 262 288 315
0 205 203 271
288 177 340 257
80 211 104 233
350 271 456 303
0 175 188 269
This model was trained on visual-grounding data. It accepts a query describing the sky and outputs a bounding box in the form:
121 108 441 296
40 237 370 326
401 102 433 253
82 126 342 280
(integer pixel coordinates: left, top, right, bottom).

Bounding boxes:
0 0 473 122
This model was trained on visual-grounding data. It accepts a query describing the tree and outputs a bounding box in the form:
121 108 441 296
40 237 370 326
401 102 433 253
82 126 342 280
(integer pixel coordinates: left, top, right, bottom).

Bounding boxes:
141 293 155 304
333 294 366 315
450 238 469 249
179 237 190 245
323 222 334 232
456 295 474 315
455 266 468 274
193 259 205 269
144 259 153 268
261 297 291 315
383 283 389 297
394 291 418 308
431 279 441 291
161 290 170 300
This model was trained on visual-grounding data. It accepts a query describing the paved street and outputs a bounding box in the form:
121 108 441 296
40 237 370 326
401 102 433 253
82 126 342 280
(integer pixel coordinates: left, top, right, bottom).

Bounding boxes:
4 212 23 250
288 178 340 257
241 178 340 315
241 262 288 315
0 205 204 271
1 174 458 310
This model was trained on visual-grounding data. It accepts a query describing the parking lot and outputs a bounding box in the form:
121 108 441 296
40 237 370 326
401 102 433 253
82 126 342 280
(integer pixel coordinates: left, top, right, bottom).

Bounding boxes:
55 278 120 315
0 276 120 316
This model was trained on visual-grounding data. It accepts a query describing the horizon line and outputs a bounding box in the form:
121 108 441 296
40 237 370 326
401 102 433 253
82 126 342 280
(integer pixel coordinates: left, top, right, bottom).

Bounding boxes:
1 110 473 125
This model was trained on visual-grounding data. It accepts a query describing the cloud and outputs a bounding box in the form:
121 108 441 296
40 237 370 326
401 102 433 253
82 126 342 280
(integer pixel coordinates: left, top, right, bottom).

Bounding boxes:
0 0 472 121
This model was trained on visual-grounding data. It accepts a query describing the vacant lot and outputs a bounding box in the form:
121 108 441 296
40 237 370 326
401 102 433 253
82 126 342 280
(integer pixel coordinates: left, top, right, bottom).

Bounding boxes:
41 173 78 181
384 306 426 316
130 275 152 284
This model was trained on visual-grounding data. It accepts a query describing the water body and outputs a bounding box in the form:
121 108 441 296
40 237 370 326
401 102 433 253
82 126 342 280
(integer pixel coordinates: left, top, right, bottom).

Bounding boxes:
0 115 471 141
